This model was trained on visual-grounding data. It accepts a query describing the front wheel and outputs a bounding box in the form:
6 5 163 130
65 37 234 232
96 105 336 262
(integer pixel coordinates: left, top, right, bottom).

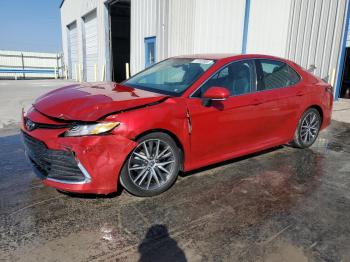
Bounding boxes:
292 108 322 148
120 132 180 197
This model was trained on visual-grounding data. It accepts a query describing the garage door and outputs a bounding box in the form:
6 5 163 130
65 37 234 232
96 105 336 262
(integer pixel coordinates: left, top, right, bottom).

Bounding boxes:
68 22 79 80
83 10 98 82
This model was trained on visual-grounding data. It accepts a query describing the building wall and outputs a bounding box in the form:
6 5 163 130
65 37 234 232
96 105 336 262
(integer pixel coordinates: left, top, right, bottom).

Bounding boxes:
130 0 197 73
131 0 246 73
285 0 348 85
247 0 292 57
167 0 195 57
60 0 349 96
60 0 109 81
130 0 168 74
192 0 245 54
130 0 348 90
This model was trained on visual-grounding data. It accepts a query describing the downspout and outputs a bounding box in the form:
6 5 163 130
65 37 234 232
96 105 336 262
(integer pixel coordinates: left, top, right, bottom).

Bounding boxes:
242 0 251 54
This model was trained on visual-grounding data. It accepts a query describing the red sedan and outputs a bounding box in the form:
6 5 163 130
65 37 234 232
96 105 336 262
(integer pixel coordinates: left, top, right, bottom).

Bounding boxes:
22 54 333 196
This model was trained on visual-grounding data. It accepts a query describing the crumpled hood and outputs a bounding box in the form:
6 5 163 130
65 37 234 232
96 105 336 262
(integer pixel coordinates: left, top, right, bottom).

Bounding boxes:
33 82 167 121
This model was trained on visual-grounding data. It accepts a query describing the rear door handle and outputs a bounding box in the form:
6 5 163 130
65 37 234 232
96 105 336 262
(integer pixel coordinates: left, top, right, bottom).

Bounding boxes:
252 99 263 105
296 91 305 96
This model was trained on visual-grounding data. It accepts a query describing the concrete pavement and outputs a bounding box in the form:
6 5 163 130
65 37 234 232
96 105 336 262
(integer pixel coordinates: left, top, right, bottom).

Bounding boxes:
0 80 76 129
333 99 350 124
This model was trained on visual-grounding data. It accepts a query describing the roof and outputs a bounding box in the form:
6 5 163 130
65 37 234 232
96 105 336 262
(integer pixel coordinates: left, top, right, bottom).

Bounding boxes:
174 53 288 62
174 54 238 60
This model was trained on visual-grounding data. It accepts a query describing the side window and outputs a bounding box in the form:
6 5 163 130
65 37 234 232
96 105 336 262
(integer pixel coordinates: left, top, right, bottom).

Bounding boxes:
193 60 256 97
258 60 301 91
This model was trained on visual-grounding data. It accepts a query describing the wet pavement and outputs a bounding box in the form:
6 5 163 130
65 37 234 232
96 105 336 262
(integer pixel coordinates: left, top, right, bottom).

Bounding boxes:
0 121 350 262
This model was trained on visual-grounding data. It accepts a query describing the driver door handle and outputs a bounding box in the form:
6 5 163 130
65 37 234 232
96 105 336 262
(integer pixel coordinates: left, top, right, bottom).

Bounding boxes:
296 91 305 97
252 99 263 106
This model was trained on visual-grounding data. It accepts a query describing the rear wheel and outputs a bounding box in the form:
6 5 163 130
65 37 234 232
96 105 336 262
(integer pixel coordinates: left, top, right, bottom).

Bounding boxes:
120 132 180 197
292 108 322 148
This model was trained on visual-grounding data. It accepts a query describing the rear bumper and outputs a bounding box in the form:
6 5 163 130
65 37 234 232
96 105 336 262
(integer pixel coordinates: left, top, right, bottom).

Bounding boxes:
22 128 137 194
321 92 333 130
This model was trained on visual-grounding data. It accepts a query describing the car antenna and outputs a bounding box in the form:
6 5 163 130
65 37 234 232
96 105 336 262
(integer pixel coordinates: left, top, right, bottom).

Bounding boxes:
307 64 317 73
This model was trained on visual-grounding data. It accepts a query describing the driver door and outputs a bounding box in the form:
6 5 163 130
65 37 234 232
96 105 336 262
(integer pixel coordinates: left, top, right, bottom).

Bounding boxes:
186 60 272 168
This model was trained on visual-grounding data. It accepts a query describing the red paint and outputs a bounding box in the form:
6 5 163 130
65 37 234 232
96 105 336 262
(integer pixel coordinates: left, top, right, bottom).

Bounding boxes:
202 87 230 100
33 82 167 121
22 54 333 194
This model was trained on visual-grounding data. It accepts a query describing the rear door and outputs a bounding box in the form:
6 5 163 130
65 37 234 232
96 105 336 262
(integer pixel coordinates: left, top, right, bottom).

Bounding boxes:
255 59 303 141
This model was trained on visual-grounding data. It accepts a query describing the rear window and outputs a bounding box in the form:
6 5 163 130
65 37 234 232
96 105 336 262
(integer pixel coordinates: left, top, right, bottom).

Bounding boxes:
258 59 301 91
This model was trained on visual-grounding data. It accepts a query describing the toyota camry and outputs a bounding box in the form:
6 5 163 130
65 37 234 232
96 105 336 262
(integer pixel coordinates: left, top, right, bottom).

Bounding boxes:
22 54 333 196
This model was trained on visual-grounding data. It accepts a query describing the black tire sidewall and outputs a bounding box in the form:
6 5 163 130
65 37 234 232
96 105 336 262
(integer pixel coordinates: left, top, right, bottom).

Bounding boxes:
120 132 180 197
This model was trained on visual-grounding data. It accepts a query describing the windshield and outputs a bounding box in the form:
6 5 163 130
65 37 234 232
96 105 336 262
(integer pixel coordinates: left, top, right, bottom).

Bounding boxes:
123 58 215 96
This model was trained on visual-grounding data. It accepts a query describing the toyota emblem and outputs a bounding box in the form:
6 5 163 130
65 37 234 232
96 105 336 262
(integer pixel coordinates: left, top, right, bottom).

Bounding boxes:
25 119 37 131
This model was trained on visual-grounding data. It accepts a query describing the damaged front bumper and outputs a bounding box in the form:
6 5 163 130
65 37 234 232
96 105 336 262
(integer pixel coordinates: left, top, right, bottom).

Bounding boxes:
21 110 137 194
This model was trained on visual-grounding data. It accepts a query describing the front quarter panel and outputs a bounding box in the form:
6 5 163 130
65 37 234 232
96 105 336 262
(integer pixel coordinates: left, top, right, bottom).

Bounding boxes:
109 97 191 169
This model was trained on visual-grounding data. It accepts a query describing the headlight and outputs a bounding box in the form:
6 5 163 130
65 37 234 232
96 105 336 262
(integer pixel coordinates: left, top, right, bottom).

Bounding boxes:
64 122 120 137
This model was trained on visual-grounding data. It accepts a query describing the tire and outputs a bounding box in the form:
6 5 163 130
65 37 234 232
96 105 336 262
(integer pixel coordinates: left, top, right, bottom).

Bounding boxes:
292 108 322 148
120 132 180 197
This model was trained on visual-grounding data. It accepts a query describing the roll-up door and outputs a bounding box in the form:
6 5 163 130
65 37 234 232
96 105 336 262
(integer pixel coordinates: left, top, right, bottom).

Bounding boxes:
83 10 98 82
68 22 79 80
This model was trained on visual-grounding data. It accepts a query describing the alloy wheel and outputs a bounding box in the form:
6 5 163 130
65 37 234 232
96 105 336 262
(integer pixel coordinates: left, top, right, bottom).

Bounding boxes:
128 139 176 191
300 111 320 144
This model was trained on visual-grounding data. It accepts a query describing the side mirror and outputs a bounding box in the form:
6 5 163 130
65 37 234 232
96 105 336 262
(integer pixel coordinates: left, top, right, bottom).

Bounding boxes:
202 86 230 101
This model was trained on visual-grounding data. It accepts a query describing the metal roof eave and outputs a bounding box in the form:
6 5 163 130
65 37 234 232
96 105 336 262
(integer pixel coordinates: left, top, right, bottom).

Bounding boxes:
59 0 65 8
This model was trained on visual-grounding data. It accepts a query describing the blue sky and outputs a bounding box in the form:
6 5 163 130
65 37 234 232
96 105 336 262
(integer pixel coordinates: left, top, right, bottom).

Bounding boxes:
0 0 62 53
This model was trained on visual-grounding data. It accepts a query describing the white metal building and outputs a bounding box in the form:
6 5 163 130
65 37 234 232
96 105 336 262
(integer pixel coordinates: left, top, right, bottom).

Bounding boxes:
60 0 350 99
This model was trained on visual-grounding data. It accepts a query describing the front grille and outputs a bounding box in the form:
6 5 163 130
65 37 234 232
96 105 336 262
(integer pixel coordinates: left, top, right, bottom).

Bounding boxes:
22 131 86 183
24 117 71 131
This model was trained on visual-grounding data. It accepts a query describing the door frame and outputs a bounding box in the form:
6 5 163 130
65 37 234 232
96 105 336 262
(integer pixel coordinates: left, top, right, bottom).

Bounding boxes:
144 36 156 68
335 0 350 100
